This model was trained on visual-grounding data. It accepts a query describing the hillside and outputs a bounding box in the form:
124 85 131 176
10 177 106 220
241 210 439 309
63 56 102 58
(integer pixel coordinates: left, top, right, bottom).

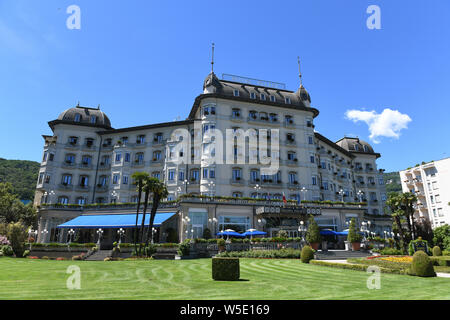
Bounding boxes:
0 158 40 200
383 171 402 193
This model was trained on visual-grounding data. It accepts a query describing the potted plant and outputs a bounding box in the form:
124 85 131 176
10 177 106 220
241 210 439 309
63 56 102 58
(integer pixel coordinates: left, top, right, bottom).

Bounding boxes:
305 215 321 250
347 218 362 251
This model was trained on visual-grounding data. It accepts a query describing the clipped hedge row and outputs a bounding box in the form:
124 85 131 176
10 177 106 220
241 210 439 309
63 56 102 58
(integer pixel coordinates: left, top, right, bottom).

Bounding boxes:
310 260 408 275
32 243 96 248
429 256 450 267
347 257 411 272
216 249 301 259
212 257 240 281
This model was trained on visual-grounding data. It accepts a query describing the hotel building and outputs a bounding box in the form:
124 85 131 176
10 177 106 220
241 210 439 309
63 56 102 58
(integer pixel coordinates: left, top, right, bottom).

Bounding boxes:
400 157 450 228
34 69 390 245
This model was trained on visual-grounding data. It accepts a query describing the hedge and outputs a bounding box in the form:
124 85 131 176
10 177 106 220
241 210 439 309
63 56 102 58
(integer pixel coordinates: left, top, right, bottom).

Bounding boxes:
429 256 450 267
217 249 301 259
410 251 436 277
347 257 410 272
212 257 240 281
310 260 409 275
300 246 314 263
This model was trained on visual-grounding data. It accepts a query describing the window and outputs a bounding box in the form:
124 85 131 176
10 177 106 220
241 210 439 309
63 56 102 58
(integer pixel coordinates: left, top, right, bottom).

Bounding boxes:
125 153 130 162
435 194 441 203
77 197 86 205
260 93 266 100
44 174 51 184
209 169 215 178
432 181 438 190
154 133 163 143
58 196 69 205
250 170 259 182
168 169 175 181
288 172 297 184
310 155 315 163
81 155 91 165
74 114 81 122
123 175 128 185
121 136 128 144
219 216 250 233
98 176 107 186
48 153 54 161
438 208 444 217
285 115 293 125
68 136 78 145
312 176 317 185
270 95 276 102
85 138 94 147
232 192 242 198
430 195 434 204
136 135 145 144
79 176 89 187
233 89 239 97
323 181 329 190
42 152 48 162
65 154 75 164
202 168 208 179
249 110 257 119
115 153 122 163
308 136 313 145
250 92 256 99
90 115 97 124
232 108 241 118
285 97 291 104
179 170 185 181
190 169 199 181
135 152 144 163
232 168 242 181
287 152 296 161
269 113 278 122
112 174 119 185
38 172 44 184
153 151 162 161
61 174 72 185
152 171 161 180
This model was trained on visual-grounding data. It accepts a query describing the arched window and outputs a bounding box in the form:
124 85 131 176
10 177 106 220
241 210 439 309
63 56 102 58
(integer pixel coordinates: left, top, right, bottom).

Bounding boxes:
76 197 86 205
232 192 242 198
74 114 82 122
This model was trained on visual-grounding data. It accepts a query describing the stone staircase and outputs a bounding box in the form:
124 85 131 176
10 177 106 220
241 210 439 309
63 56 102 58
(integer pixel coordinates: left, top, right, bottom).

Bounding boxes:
315 250 372 260
84 249 113 261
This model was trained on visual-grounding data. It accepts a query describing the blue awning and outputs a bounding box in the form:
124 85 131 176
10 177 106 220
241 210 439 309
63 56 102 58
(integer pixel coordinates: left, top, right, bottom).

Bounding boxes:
57 212 176 229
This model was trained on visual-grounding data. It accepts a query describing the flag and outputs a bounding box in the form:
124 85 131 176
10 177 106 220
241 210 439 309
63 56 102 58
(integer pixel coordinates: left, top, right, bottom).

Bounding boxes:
282 193 287 205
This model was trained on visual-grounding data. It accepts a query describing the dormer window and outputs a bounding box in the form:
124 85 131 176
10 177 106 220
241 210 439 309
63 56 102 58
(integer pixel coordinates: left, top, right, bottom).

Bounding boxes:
250 92 256 99
90 115 97 124
354 144 359 151
285 97 291 104
233 89 240 97
364 145 370 152
74 113 82 122
260 93 266 100
270 95 276 102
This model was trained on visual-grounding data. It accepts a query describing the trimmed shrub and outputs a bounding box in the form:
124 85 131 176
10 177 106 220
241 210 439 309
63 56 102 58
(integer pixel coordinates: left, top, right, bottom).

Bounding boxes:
144 244 157 257
177 239 191 256
305 216 321 244
300 245 315 263
1 245 13 256
217 249 301 259
347 218 362 243
22 250 30 257
429 256 450 267
443 250 450 256
408 237 430 256
432 246 442 256
212 257 240 281
217 239 226 246
409 251 436 277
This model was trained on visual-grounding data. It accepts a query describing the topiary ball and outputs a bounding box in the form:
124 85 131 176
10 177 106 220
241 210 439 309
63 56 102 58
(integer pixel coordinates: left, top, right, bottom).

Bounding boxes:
301 245 315 263
410 251 436 277
432 246 442 256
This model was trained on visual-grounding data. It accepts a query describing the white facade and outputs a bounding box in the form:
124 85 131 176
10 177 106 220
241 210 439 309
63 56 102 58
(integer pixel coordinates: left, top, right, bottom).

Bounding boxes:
400 157 450 228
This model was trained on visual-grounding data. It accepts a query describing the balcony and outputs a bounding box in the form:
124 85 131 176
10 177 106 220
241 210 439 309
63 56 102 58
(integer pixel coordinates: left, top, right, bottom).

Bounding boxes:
101 144 114 151
230 114 243 122
75 185 90 192
284 159 298 166
57 183 73 191
78 163 93 170
132 160 146 167
61 161 76 168
152 139 166 146
98 163 111 170
230 178 244 185
96 184 108 193
64 142 79 150
367 182 377 188
81 144 97 152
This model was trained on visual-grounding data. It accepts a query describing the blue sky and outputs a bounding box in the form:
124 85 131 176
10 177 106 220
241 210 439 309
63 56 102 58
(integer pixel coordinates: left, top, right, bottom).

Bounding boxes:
0 0 449 172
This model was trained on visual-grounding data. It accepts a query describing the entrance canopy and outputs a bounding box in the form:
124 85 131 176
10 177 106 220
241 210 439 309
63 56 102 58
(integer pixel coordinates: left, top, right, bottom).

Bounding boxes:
57 212 175 229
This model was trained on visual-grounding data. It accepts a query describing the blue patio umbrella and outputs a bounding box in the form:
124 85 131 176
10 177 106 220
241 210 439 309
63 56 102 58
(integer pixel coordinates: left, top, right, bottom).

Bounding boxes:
242 229 267 237
320 229 338 236
216 230 245 238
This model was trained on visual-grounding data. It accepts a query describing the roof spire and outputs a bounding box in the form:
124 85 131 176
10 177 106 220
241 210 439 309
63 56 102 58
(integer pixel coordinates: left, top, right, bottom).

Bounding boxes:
211 42 215 73
297 56 303 86
76 101 80 107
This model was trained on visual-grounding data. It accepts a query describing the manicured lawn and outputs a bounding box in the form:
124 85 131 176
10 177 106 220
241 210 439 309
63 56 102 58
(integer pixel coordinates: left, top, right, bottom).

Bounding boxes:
0 257 449 300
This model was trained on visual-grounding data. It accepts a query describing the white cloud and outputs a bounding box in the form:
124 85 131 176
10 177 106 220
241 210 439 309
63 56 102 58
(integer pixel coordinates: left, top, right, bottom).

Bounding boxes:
345 108 412 143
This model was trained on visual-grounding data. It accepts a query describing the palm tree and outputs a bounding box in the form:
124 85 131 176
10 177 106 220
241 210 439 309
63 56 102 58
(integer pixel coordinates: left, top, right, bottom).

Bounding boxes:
131 171 149 253
138 177 157 255
144 179 169 249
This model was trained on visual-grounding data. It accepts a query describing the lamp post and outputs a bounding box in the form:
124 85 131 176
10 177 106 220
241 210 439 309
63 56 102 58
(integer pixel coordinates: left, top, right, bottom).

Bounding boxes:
182 179 190 194
298 220 307 247
96 228 104 248
44 190 55 204
254 184 262 198
41 228 48 243
117 228 125 244
339 189 345 202
357 190 364 203
110 190 117 204
28 228 37 251
208 217 218 235
67 229 75 244
151 227 156 244
300 187 307 204
207 182 215 197
182 216 191 241
383 230 387 240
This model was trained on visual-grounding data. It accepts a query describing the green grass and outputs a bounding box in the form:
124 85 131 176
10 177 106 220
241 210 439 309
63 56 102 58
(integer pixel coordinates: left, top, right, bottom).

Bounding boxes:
0 257 449 300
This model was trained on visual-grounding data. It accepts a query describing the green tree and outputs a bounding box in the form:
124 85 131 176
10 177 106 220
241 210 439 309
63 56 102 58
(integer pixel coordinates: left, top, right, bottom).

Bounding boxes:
6 222 28 257
144 179 168 250
131 172 150 252
0 182 37 228
305 215 321 244
347 218 362 243
432 224 450 250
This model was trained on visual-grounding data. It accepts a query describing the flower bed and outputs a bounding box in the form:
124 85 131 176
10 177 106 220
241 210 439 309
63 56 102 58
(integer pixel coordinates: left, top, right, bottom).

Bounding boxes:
348 255 412 273
216 248 301 259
